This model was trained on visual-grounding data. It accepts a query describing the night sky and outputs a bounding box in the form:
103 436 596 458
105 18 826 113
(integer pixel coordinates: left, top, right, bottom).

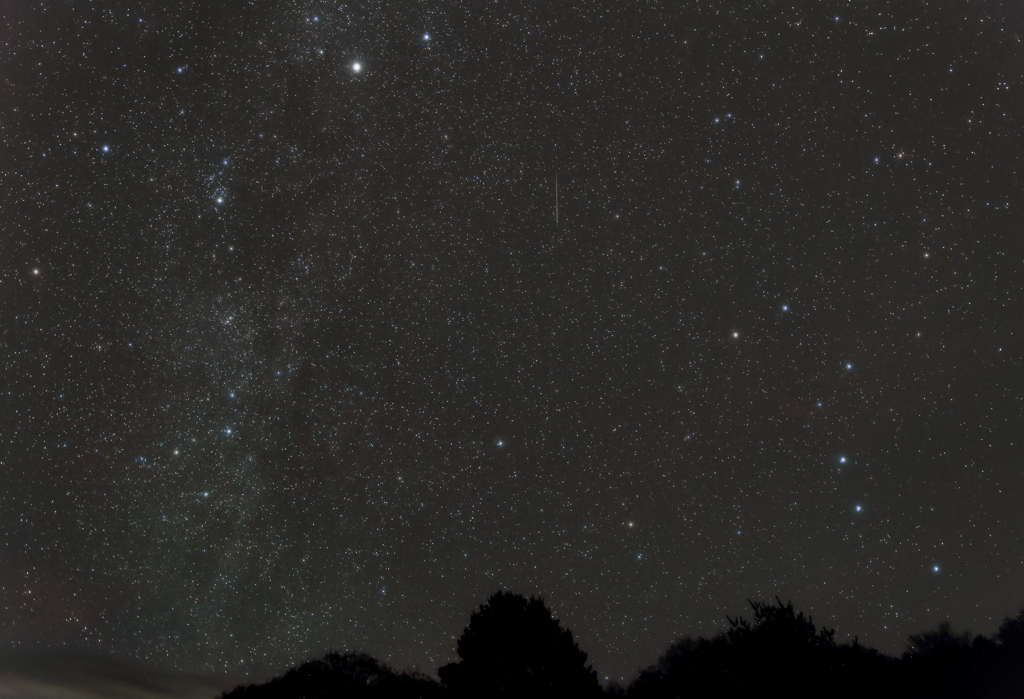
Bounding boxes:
3 0 1023 687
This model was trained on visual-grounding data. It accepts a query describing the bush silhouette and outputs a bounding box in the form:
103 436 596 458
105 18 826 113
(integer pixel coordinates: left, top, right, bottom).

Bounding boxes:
214 597 1024 699
726 597 838 694
993 610 1024 697
629 599 895 699
438 590 600 699
220 651 442 699
726 596 836 650
997 609 1024 651
905 621 973 658
627 635 733 698
896 617 1024 699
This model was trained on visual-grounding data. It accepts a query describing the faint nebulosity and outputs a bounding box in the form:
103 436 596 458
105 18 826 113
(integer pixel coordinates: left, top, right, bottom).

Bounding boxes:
2 0 1022 684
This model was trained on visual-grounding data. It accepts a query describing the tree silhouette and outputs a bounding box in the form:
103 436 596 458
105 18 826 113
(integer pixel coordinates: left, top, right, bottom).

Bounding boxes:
438 591 600 699
997 609 1024 651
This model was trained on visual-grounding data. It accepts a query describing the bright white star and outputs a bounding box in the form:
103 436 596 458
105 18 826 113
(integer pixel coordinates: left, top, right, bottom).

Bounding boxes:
352 62 362 72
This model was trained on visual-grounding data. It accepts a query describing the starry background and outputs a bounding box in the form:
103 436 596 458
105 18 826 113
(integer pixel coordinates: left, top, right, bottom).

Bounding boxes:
2 0 1023 686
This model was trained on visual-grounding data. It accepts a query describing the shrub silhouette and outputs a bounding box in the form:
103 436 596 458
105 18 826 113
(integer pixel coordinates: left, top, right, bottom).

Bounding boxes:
220 651 441 699
905 621 973 658
997 609 1024 651
726 597 836 650
994 610 1024 697
438 590 600 699
629 599 895 699
214 597 1024 699
627 635 733 698
725 597 840 695
897 616 1024 699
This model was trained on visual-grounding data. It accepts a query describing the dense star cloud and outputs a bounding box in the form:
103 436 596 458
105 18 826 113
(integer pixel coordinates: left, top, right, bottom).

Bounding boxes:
2 0 1022 685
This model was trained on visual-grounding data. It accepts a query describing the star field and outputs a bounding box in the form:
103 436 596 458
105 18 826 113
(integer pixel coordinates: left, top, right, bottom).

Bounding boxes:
2 0 1023 685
